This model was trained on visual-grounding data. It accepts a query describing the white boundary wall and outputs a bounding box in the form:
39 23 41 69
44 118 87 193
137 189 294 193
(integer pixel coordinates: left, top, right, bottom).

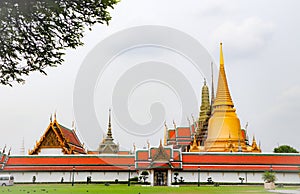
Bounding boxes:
172 171 300 184
2 171 299 184
1 171 138 183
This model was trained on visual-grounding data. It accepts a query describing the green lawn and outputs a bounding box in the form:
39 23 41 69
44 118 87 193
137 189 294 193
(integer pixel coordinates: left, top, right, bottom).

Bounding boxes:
0 184 298 194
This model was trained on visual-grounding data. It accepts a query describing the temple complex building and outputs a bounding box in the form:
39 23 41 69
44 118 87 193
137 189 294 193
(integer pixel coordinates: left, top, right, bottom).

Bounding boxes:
0 43 299 185
28 114 86 155
165 43 261 153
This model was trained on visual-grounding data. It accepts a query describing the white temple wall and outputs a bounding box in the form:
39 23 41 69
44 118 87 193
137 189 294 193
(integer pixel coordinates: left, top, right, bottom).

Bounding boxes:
171 171 300 184
3 171 299 184
4 171 138 183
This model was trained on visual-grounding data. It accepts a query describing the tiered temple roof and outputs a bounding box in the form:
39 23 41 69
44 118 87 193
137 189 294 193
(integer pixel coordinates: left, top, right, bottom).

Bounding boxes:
135 141 182 170
29 115 86 155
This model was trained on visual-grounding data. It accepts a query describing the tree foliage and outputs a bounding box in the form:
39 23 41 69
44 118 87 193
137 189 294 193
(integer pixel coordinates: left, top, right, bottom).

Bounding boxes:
140 170 149 183
262 171 276 183
273 145 299 153
0 0 119 86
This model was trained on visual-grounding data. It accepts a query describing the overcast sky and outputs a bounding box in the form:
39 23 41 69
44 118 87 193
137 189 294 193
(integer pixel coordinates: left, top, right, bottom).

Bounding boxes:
1 0 299 154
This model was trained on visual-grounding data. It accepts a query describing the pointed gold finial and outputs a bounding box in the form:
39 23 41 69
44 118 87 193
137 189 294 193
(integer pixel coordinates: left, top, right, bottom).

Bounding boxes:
50 114 52 123
173 120 176 129
213 43 234 107
220 42 224 65
211 61 215 107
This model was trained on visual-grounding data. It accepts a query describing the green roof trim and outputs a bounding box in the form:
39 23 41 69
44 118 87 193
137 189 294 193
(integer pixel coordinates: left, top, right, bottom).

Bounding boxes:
58 124 72 132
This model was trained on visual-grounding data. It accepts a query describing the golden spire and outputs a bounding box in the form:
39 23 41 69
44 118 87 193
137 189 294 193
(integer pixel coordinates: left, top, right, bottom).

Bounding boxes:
199 79 210 122
173 120 176 129
196 79 211 144
210 62 215 108
213 43 234 107
220 43 224 65
205 43 244 152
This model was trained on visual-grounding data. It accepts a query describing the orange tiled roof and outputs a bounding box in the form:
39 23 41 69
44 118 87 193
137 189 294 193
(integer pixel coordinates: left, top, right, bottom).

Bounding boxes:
136 151 148 161
59 125 82 148
182 153 300 166
4 155 135 172
168 130 176 139
177 127 191 137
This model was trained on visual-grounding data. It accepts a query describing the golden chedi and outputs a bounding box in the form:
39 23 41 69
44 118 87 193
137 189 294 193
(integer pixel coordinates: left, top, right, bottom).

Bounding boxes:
205 43 248 152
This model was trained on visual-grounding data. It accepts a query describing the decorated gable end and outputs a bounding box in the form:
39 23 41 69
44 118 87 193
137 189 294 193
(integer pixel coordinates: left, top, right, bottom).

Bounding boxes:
29 117 86 155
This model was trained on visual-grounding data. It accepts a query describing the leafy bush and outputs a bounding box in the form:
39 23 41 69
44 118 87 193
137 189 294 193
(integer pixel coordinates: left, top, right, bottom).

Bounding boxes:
262 171 276 183
129 177 138 181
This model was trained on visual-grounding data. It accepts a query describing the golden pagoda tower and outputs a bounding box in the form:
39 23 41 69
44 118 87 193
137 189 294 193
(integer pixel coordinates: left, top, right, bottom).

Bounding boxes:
205 43 248 152
196 79 211 146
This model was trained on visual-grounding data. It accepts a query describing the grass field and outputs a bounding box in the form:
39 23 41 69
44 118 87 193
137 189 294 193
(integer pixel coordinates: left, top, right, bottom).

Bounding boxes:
1 184 299 194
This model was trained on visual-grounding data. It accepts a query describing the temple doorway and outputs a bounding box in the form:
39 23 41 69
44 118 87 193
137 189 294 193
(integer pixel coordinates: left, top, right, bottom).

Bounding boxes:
154 170 167 186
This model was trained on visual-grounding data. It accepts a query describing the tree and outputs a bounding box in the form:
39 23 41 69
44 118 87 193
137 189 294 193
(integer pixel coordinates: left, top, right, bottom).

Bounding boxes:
262 171 276 183
179 176 184 183
173 172 179 184
0 0 119 86
140 170 149 183
273 145 299 153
